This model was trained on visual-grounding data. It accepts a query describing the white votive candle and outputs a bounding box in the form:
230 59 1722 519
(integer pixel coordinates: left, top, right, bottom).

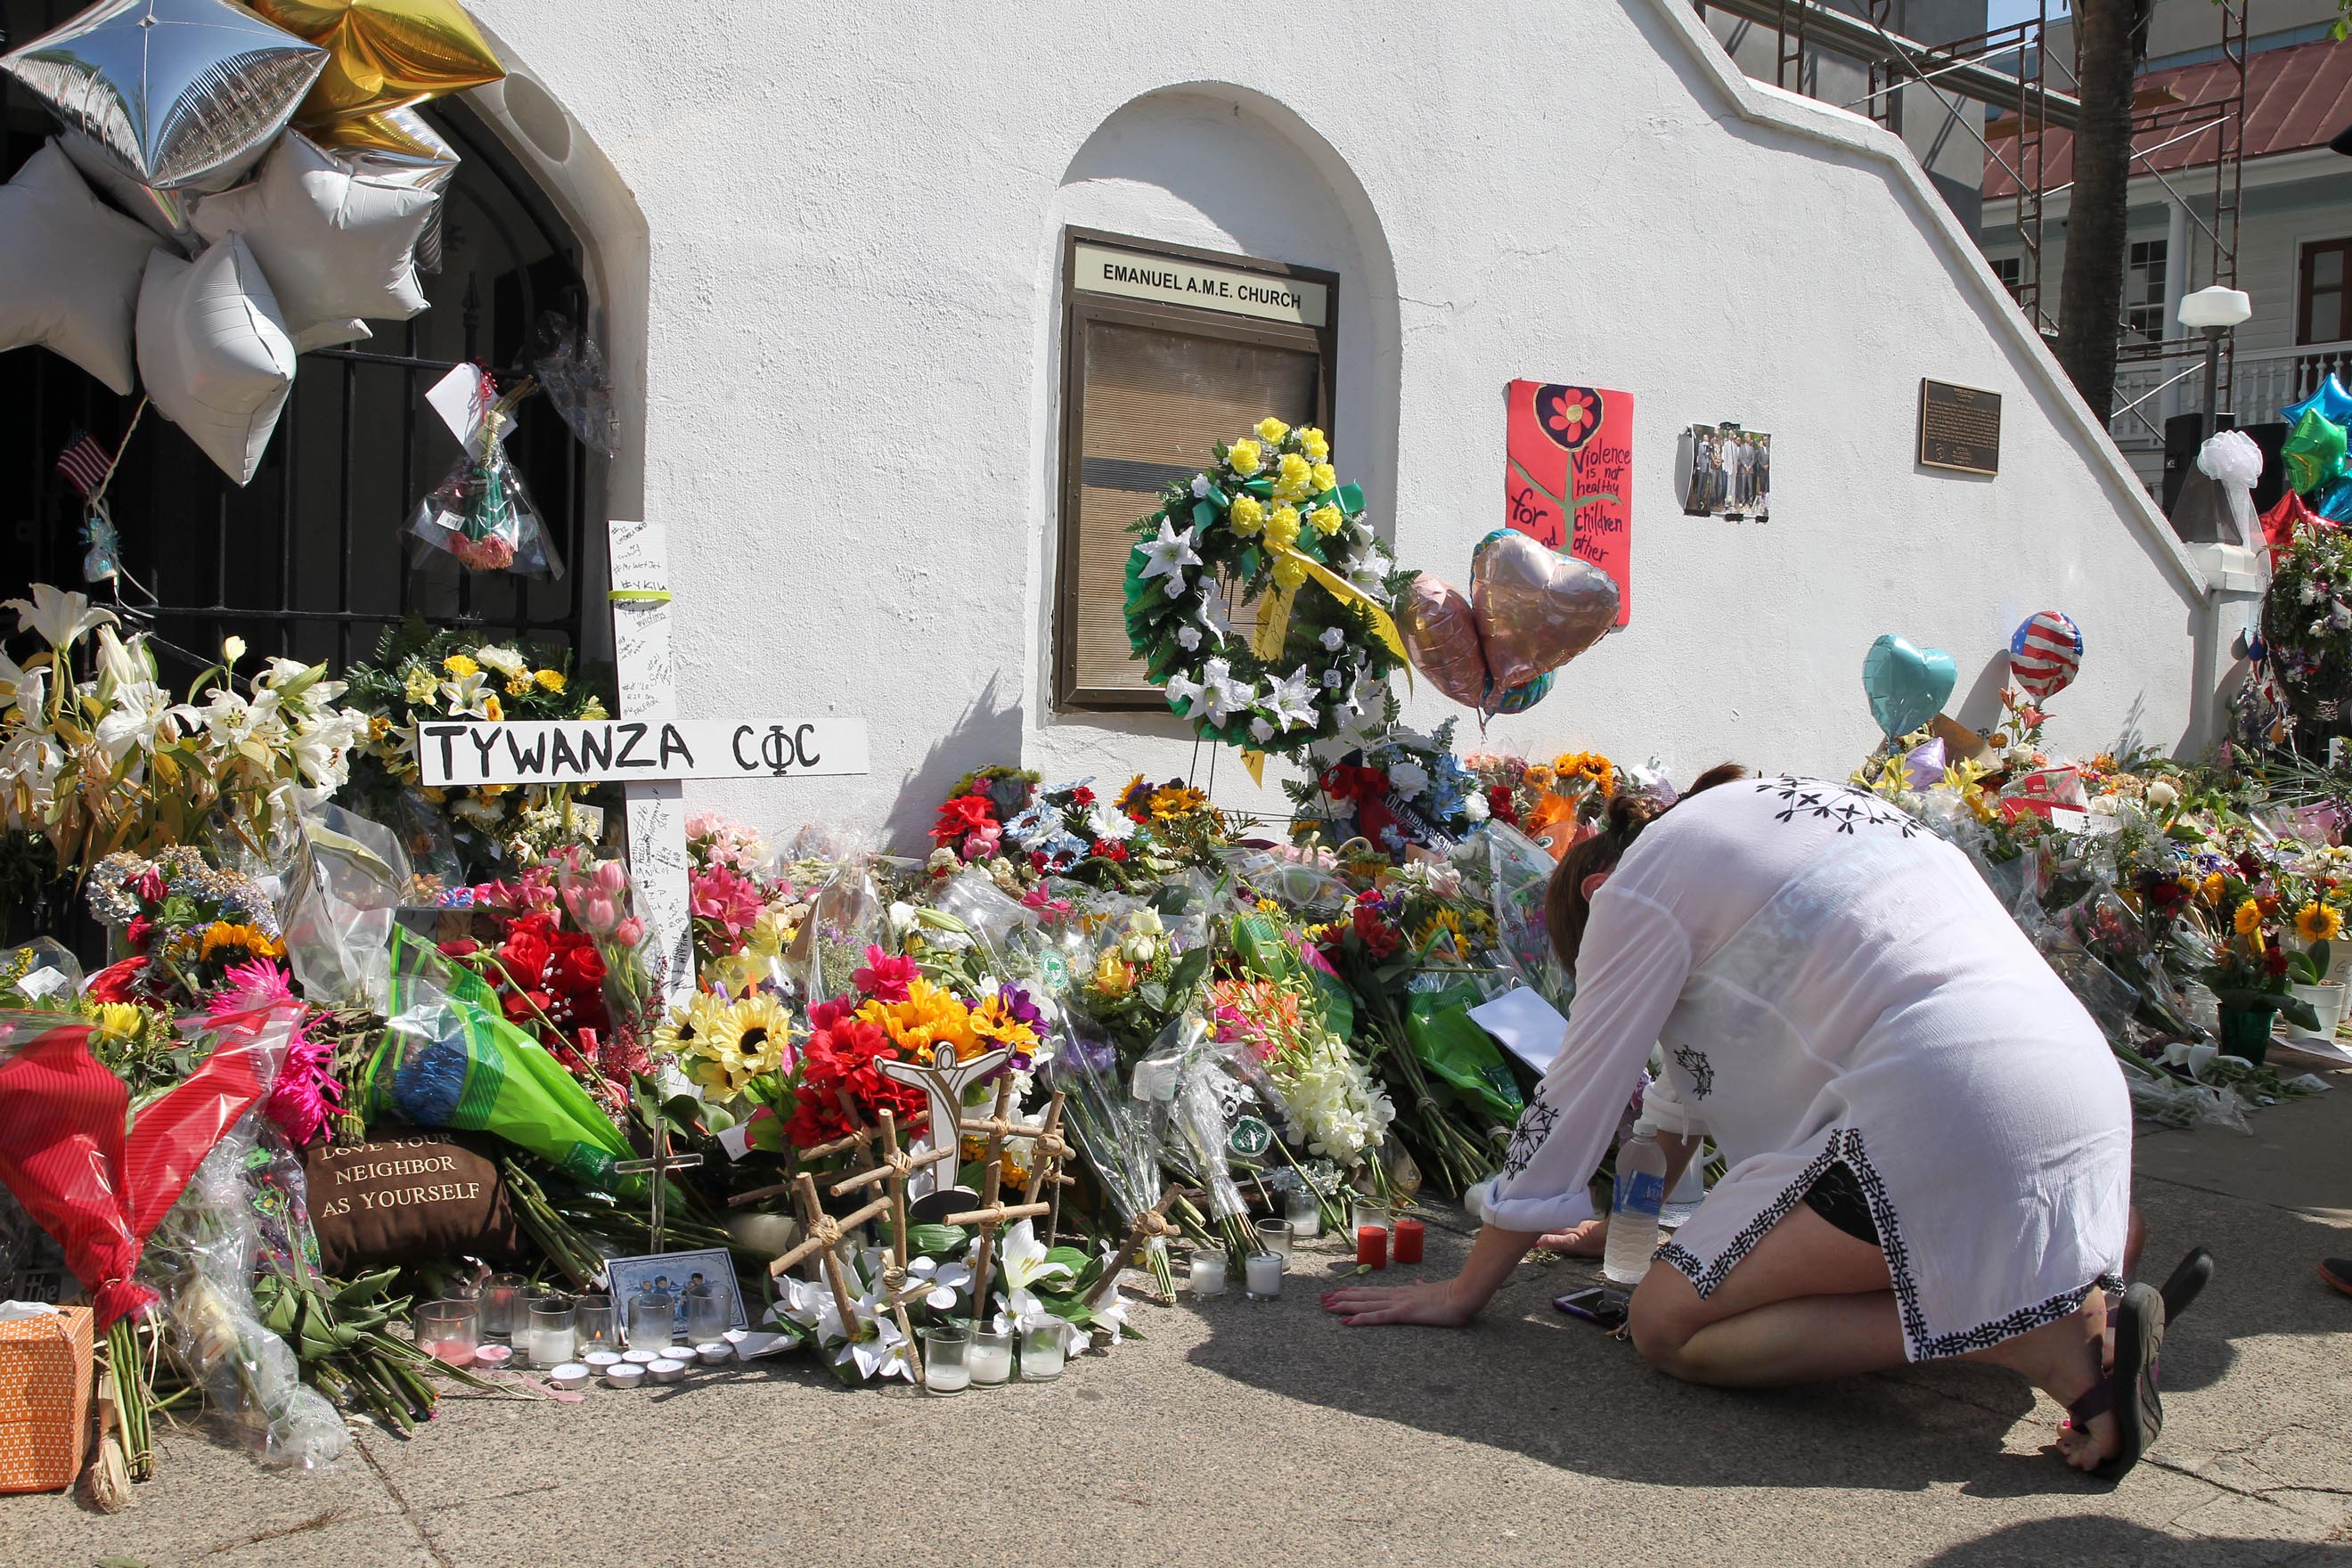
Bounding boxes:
926 1361 971 1394
968 1336 1014 1385
1245 1252 1284 1298
1188 1254 1228 1297
528 1327 573 1368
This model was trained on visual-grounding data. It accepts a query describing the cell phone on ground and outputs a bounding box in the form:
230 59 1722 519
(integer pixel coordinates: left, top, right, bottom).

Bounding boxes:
1554 1286 1629 1329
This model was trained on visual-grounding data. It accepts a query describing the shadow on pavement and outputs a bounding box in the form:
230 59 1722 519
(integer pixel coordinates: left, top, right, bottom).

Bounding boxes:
1920 1516 2352 1566
2131 1179 2352 1394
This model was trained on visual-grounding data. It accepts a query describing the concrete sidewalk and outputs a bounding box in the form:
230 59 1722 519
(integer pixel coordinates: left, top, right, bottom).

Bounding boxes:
13 1070 2350 1568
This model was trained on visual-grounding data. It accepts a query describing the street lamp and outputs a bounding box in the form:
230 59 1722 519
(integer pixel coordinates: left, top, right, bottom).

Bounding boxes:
2178 284 2253 442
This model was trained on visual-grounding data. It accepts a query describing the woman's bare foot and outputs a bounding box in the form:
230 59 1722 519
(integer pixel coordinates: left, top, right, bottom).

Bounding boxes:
1964 1289 2117 1472
1539 1217 1608 1258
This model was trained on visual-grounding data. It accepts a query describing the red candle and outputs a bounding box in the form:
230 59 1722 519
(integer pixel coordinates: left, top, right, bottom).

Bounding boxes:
1356 1224 1388 1269
1393 1217 1425 1265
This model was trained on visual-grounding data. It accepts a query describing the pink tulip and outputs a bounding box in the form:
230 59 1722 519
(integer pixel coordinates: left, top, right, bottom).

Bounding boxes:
582 894 617 934
616 918 644 948
593 860 627 895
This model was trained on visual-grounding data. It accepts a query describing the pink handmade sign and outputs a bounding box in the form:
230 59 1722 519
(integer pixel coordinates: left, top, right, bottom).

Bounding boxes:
1504 380 1632 625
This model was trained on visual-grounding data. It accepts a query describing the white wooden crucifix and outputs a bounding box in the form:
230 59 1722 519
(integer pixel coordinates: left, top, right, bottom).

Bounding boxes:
875 1043 1009 1214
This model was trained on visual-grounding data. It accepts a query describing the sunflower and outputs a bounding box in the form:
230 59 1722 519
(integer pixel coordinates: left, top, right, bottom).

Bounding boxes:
1416 910 1468 961
2234 898 2264 937
1148 783 1208 821
2295 901 2343 943
200 922 284 967
686 993 793 1096
2201 871 2227 907
1552 752 1615 798
968 992 1041 1055
653 991 731 1057
857 979 982 1061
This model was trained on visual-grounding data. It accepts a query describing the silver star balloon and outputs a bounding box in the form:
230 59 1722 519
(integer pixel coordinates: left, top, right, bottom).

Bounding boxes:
2 0 327 191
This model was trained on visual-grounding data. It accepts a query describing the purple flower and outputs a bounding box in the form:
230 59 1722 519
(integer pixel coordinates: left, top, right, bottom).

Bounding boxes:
994 984 1042 1029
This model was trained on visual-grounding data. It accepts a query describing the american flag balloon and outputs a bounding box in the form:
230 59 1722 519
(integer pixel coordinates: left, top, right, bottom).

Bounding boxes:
2009 610 2083 699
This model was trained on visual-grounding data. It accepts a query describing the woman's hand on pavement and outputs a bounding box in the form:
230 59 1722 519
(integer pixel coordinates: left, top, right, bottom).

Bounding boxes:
1538 1217 1608 1258
1321 1278 1477 1327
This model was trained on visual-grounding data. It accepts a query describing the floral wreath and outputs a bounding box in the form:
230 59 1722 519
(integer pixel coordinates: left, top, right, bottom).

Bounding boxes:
1122 418 1409 762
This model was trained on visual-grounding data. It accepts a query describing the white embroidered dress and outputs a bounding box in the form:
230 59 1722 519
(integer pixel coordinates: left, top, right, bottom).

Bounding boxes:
1482 776 2132 1361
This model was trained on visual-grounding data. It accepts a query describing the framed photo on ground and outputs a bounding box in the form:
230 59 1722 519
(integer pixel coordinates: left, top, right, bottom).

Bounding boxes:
603 1248 748 1336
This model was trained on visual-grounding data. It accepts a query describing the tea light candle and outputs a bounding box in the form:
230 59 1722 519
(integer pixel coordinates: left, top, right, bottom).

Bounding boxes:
968 1332 1014 1385
470 1343 513 1368
694 1342 733 1366
1245 1252 1284 1298
1188 1254 1227 1297
648 1358 687 1384
1393 1217 1425 1265
603 1362 645 1389
623 1348 663 1366
547 1363 592 1391
582 1350 622 1372
1356 1225 1388 1270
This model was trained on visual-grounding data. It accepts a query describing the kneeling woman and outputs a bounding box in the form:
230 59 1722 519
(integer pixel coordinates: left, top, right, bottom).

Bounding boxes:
1324 767 2164 1476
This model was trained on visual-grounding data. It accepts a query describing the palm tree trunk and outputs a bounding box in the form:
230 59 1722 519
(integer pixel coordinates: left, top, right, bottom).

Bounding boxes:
2053 0 2153 421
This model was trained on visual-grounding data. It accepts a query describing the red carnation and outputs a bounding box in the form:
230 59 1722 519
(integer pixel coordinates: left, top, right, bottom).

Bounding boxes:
1070 787 1096 806
931 793 999 845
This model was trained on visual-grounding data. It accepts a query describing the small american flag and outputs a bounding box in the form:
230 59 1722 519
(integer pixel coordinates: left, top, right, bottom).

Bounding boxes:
53 431 113 497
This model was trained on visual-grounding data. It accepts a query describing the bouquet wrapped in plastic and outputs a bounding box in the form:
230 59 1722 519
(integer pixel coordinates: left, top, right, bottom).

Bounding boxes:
408 373 562 576
1042 1011 1169 1295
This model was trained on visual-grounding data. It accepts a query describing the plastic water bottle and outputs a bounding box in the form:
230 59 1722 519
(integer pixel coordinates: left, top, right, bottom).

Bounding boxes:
1659 1139 1707 1230
1602 1130 1668 1285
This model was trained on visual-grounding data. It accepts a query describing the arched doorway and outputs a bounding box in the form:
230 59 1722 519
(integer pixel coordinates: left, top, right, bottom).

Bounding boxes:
2 0 598 685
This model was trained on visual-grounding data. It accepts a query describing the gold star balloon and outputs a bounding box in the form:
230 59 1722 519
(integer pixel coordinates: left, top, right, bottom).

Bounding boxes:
246 0 504 124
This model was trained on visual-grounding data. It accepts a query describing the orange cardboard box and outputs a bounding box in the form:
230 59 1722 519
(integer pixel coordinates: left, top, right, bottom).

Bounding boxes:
0 1306 94 1494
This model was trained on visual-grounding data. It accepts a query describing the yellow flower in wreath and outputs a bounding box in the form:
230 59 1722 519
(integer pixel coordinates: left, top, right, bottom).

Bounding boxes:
1310 461 1338 494
1229 494 1267 537
1254 416 1290 445
402 666 438 705
1264 505 1302 551
505 675 534 698
2234 898 2263 936
1271 452 1314 502
535 669 567 692
481 696 504 723
442 653 479 677
1297 427 1330 462
1271 554 1308 592
1227 438 1263 476
1311 503 1343 536
2296 901 2342 943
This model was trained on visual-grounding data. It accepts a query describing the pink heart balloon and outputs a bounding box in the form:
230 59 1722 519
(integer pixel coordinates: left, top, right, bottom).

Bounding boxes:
1470 531 1619 690
1400 574 1491 710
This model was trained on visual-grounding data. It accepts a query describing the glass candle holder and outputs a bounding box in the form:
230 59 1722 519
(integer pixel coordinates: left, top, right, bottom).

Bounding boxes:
526 1298 576 1368
480 1271 527 1338
574 1294 616 1352
415 1300 478 1367
625 1286 676 1352
1352 1199 1392 1235
1018 1319 1067 1381
1253 1217 1294 1262
968 1328 1014 1385
1244 1252 1284 1299
682 1279 729 1344
922 1327 970 1394
1283 1188 1323 1239
1188 1253 1228 1298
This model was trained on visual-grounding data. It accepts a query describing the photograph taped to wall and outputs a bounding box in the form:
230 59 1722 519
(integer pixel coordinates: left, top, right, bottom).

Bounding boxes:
1677 424 1771 521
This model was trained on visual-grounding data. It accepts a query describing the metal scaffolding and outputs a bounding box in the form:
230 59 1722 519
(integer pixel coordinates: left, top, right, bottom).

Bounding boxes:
1703 0 2249 427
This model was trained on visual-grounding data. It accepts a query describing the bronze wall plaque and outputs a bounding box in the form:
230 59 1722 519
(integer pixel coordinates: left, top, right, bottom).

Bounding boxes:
1917 379 2002 476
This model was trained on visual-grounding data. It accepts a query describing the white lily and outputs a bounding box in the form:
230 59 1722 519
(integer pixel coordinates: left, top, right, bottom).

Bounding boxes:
0 649 47 721
1137 519 1202 589
980 1221 1074 1335
94 680 193 764
905 1254 972 1311
1262 666 1319 731
1164 670 1205 715
439 670 493 717
1091 1274 1132 1345
5 584 115 650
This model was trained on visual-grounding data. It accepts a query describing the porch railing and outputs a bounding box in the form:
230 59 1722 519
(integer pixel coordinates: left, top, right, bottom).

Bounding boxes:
2109 337 2352 448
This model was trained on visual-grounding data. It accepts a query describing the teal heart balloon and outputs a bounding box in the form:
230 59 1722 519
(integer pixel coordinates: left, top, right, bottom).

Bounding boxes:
1861 634 1957 739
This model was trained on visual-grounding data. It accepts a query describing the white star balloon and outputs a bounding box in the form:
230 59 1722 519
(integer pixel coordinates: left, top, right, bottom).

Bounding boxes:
0 141 162 394
135 234 297 484
2 0 327 191
192 130 437 338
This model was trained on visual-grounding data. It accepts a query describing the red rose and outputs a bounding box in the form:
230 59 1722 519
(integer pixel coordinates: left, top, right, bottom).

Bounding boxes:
439 937 482 959
499 927 553 986
1487 784 1518 825
558 941 608 994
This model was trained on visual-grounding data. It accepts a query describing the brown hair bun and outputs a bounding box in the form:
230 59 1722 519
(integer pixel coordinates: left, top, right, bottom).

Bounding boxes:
1546 763 1749 971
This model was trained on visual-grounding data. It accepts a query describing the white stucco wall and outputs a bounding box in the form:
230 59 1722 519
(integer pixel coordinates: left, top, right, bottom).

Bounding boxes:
461 0 2211 847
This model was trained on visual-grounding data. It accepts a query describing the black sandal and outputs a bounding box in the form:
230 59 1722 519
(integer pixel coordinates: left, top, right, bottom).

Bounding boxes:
2066 1281 2166 1480
2158 1246 2213 1322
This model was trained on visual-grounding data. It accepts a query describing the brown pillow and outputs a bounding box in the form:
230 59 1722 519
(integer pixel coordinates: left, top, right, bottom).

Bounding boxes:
302 1128 525 1275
